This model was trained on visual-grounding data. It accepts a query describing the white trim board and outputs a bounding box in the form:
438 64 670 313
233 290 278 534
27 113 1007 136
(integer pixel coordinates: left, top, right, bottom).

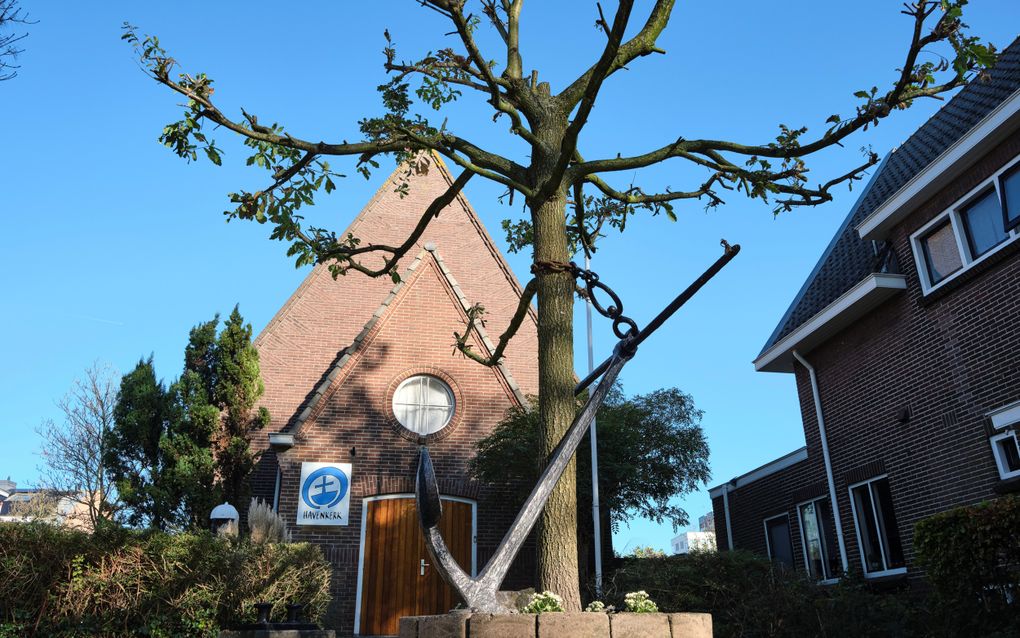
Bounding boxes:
990 399 1020 429
857 88 1020 241
352 493 477 636
709 446 808 498
754 273 907 373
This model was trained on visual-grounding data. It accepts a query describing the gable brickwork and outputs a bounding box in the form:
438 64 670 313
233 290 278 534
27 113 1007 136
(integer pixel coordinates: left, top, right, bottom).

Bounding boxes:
247 157 540 636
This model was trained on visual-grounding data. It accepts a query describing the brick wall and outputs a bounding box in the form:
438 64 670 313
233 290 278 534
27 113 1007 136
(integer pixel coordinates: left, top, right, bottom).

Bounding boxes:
249 159 540 636
720 130 1020 582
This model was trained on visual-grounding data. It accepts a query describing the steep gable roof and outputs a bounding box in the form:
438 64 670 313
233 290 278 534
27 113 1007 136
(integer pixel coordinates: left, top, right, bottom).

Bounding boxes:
254 154 538 434
760 37 1020 357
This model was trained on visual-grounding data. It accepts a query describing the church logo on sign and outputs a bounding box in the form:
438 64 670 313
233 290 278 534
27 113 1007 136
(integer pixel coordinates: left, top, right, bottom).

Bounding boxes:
296 462 352 526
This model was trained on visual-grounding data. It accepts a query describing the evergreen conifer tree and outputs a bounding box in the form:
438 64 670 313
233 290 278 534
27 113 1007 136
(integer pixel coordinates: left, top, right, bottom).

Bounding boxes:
212 306 269 509
105 356 174 529
164 317 222 527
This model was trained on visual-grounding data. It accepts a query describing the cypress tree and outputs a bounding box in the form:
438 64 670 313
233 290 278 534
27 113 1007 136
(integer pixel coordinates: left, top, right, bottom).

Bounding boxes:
105 356 174 529
212 306 269 509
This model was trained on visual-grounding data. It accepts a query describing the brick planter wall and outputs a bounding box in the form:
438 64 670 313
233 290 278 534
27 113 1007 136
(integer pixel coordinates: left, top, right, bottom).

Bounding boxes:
398 612 712 638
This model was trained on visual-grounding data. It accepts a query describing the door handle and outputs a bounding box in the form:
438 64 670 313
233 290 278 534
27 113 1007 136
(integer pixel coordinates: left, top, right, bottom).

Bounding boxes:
420 558 429 576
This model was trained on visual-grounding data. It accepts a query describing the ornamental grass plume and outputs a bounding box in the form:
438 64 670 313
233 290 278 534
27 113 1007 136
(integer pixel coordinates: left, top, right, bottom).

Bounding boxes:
248 498 291 544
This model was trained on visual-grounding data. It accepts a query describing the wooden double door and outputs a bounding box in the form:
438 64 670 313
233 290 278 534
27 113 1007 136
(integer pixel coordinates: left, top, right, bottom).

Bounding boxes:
358 496 473 636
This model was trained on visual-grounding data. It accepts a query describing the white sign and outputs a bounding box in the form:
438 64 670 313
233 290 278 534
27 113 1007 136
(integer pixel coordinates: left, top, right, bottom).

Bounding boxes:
296 462 353 526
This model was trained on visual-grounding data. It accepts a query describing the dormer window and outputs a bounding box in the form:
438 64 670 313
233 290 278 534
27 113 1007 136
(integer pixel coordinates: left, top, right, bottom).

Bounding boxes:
910 156 1020 294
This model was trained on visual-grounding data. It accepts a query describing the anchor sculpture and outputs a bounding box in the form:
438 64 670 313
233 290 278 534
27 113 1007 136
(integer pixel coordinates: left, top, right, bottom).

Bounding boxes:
415 241 740 612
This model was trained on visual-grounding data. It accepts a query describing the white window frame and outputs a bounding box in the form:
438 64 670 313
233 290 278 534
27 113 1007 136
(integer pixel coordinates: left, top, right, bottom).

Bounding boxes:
988 400 1020 481
762 512 793 567
796 496 839 584
391 374 456 435
847 474 907 579
910 154 1020 294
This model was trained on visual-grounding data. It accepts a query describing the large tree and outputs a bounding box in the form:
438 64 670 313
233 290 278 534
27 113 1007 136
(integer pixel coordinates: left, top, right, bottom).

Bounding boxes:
471 384 709 577
36 363 121 530
125 1 994 607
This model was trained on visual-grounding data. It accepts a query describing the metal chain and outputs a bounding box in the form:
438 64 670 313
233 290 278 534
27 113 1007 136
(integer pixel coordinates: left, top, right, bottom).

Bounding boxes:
530 260 640 341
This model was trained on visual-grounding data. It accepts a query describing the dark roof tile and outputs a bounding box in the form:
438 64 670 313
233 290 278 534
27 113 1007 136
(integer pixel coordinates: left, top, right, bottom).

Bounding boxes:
761 37 1020 355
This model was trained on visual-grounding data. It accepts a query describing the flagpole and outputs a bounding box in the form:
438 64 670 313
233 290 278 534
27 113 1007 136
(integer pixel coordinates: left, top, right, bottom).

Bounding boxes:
585 253 603 597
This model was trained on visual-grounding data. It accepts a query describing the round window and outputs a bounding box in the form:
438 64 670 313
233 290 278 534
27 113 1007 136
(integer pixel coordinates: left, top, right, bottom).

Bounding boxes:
391 375 456 436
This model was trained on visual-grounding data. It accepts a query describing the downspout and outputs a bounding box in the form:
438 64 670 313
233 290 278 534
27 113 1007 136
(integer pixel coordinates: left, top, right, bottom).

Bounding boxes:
792 349 849 573
272 465 282 513
722 486 734 551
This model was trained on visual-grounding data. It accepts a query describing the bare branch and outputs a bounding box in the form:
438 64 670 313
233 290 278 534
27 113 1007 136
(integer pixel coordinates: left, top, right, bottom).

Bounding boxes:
558 0 674 109
305 168 473 278
454 277 537 366
573 0 989 177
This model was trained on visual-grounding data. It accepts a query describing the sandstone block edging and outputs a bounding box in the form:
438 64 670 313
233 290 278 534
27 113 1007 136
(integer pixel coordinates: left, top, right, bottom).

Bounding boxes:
397 611 712 637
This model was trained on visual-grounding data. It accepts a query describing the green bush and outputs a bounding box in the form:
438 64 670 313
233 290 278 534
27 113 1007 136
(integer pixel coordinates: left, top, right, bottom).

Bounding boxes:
0 523 331 637
604 550 914 638
914 495 1020 638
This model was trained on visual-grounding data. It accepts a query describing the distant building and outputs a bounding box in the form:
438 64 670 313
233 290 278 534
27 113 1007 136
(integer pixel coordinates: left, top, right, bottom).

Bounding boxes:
0 480 93 531
671 531 717 555
698 512 715 533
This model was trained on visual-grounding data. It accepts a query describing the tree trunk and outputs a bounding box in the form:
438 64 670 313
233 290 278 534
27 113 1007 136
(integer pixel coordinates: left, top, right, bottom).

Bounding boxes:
529 173 580 609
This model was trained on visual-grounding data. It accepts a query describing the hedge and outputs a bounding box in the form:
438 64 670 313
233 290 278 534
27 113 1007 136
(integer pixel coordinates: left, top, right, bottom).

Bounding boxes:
603 550 913 638
0 523 331 638
914 495 1020 637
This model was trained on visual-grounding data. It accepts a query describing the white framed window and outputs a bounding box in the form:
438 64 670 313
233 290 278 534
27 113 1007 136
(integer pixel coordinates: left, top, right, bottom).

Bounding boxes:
797 497 840 583
763 513 795 570
848 475 906 578
391 375 455 436
988 401 1020 481
910 155 1020 294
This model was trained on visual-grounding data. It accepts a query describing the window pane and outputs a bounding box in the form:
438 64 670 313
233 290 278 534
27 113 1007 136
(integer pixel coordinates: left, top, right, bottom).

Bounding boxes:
961 189 1007 258
995 433 1020 474
392 375 455 434
816 499 841 579
921 220 963 285
1003 167 1020 230
872 479 905 569
851 484 885 573
765 517 795 570
800 502 826 580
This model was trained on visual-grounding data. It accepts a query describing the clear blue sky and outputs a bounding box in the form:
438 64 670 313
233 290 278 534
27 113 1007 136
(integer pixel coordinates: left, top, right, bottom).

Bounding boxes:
2 2 1017 553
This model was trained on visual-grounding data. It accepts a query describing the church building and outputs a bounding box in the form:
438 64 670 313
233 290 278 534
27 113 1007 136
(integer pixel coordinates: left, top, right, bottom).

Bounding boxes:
248 155 539 636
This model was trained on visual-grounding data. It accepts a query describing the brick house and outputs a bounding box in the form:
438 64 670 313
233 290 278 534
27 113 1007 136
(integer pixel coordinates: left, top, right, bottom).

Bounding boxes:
248 154 538 636
710 39 1020 585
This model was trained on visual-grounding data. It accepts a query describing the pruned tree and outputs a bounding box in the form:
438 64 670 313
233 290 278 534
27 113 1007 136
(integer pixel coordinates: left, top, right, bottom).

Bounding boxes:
36 363 121 530
0 0 31 81
125 1 995 607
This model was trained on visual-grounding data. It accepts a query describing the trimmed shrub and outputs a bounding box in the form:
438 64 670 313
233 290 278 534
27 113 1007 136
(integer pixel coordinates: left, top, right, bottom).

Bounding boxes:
914 495 1020 637
605 550 914 638
0 523 330 637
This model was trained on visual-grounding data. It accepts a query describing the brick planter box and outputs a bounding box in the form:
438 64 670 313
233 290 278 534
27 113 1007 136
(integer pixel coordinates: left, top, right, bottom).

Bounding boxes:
398 611 712 637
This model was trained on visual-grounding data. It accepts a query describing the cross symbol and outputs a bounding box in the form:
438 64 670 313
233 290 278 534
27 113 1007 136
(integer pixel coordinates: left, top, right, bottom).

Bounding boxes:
314 475 333 496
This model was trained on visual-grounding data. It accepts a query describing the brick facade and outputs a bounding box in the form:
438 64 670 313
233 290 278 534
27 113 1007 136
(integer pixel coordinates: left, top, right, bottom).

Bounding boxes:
713 127 1020 581
249 156 538 635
